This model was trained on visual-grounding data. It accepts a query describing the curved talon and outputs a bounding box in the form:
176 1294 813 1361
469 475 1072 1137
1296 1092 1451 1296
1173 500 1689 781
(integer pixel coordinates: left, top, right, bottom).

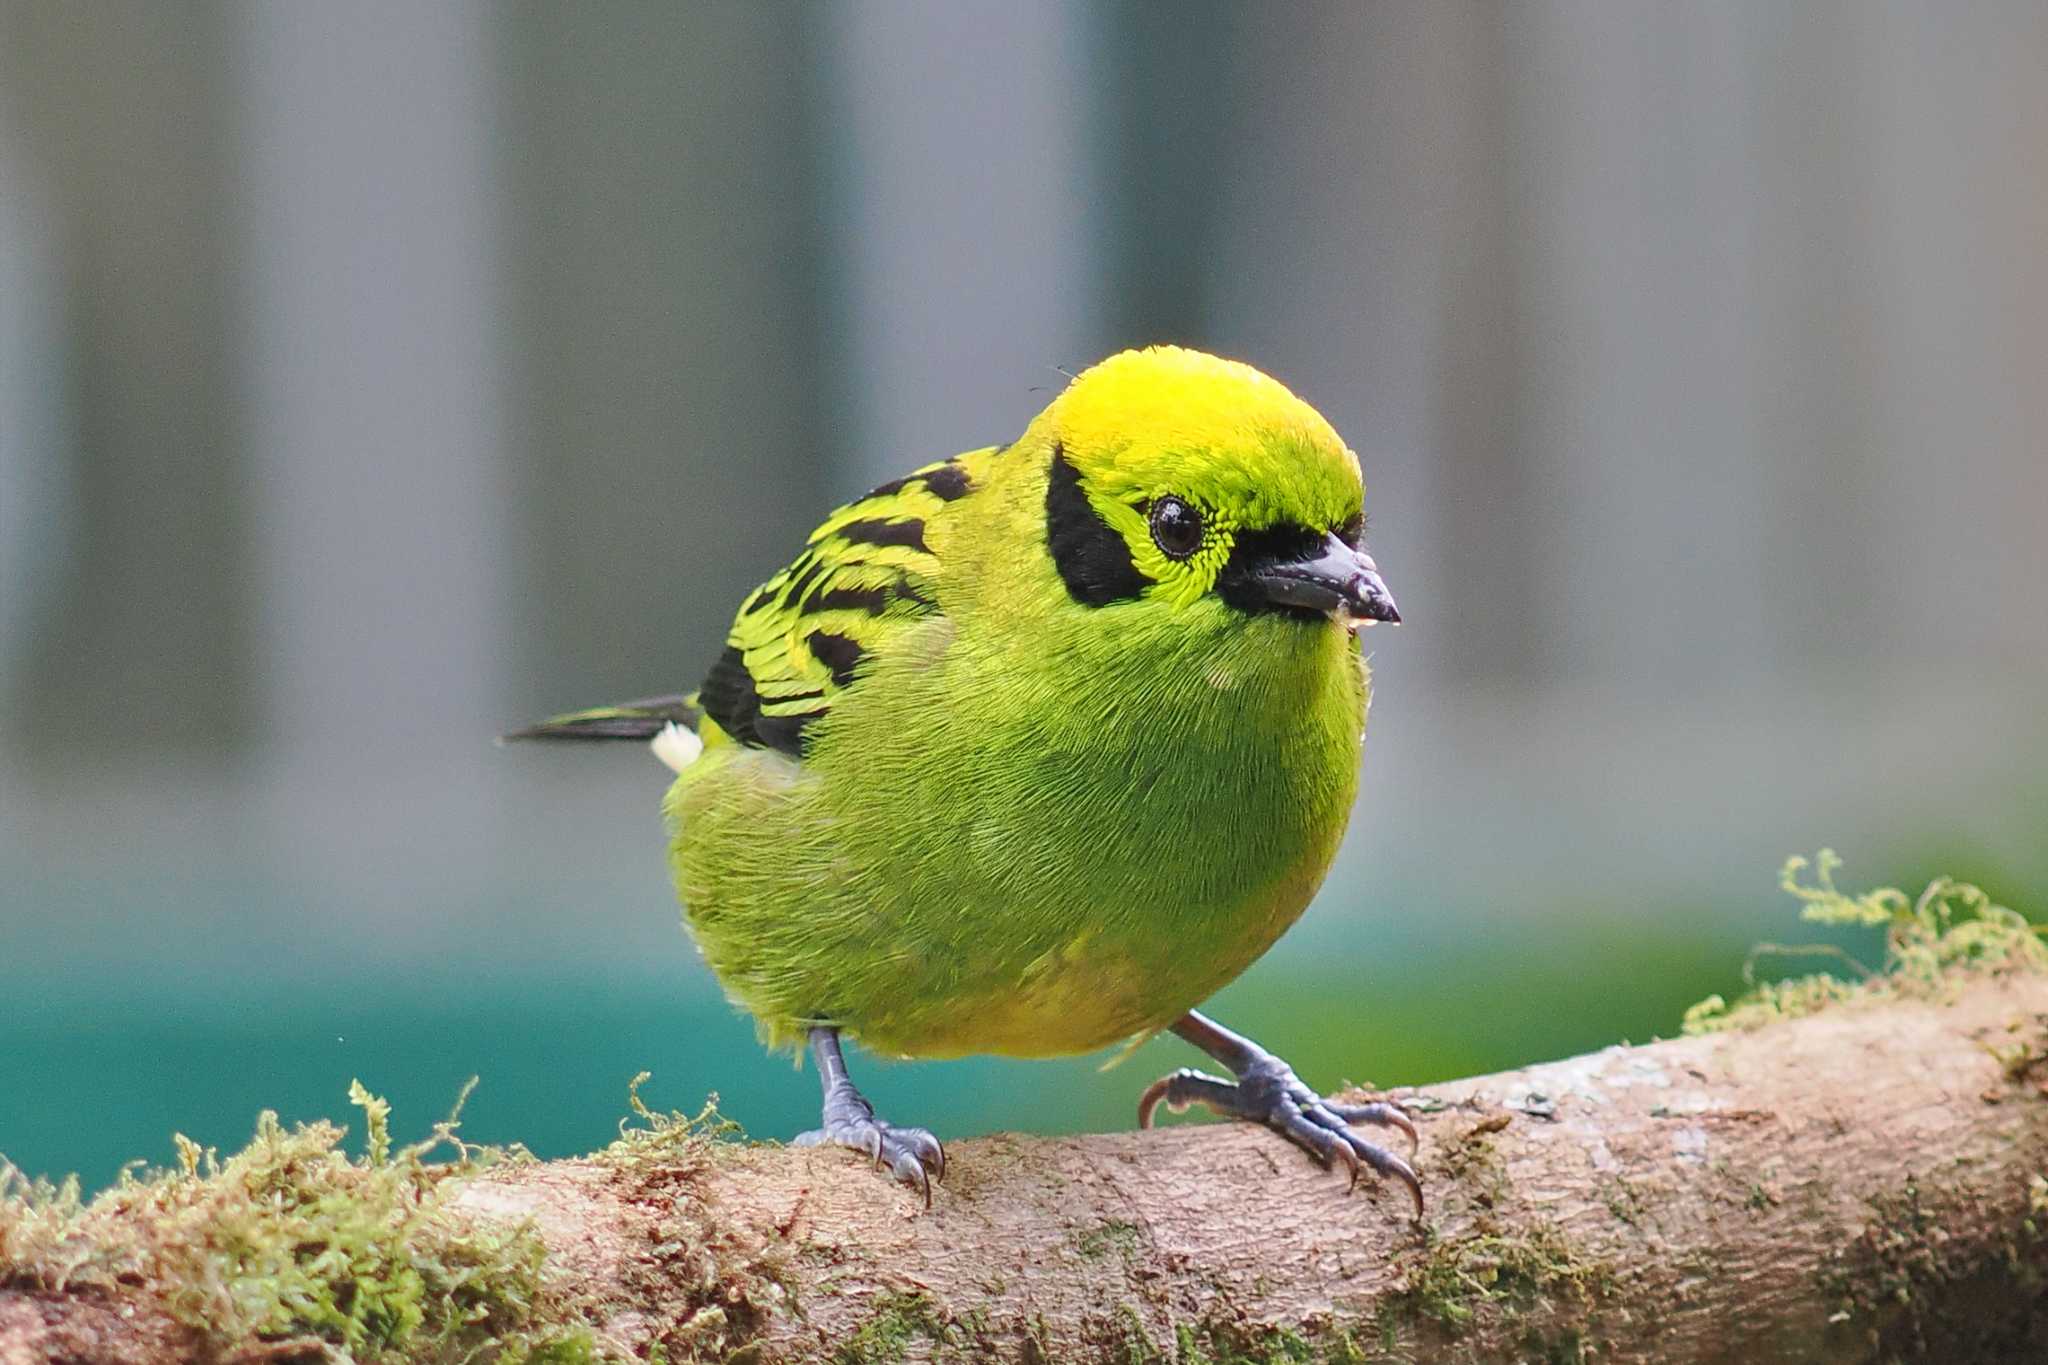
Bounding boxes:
885 1145 932 1208
1322 1122 1423 1217
1387 1159 1425 1219
1336 1135 1425 1219
1327 1099 1420 1154
1137 1076 1169 1130
1142 1012 1427 1217
1138 1067 1238 1129
1325 1133 1363 1192
798 1116 943 1205
799 1027 945 1207
908 1130 946 1185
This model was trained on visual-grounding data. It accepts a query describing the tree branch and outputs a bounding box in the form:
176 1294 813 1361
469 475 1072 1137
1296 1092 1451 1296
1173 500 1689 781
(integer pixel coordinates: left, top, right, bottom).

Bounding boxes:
8 974 2048 1363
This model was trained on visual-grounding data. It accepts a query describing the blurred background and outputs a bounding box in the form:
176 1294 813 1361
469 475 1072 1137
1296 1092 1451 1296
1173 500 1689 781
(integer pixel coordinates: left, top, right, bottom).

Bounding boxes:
4 1 2046 1191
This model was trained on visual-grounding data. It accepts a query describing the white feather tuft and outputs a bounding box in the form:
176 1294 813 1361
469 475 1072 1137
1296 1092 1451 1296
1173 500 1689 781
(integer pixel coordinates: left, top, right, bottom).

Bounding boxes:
651 721 702 774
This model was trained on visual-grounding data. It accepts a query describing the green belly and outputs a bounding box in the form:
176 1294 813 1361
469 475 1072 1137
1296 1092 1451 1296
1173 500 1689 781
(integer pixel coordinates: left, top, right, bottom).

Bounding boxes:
668 615 1367 1058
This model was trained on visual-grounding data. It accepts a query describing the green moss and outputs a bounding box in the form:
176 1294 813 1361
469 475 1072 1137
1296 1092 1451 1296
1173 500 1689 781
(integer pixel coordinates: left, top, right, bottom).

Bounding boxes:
1 1081 592 1363
1077 1218 1144 1262
1114 1303 1164 1365
1092 1304 1354 1365
1684 850 2048 1035
1376 1223 1612 1339
1598 1175 1647 1228
1518 1326 1590 1365
598 1071 743 1169
1814 1163 2048 1361
831 1289 950 1365
1170 1319 1319 1365
1436 1125 1513 1211
1317 1328 1369 1365
585 1076 798 1362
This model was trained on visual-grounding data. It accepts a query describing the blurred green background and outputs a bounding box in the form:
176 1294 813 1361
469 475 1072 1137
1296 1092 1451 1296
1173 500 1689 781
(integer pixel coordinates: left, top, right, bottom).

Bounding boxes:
4 3 2046 1191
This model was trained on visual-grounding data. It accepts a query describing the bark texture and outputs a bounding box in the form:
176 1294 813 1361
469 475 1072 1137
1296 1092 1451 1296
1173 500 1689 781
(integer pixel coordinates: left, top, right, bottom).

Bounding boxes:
8 975 2048 1363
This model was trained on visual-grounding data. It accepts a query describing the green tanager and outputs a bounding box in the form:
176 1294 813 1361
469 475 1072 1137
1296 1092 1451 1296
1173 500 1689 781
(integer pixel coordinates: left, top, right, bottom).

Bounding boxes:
510 346 1417 1212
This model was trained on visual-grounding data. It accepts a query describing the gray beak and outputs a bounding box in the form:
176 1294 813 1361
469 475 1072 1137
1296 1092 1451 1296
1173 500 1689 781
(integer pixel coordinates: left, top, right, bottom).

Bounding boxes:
1250 532 1401 624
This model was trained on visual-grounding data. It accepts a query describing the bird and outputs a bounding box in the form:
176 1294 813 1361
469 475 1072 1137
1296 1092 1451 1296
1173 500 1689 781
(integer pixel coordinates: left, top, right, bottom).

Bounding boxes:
507 345 1418 1212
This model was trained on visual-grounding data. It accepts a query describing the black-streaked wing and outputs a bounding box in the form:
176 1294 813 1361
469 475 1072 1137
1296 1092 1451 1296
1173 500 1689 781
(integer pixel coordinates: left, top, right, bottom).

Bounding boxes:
699 455 980 758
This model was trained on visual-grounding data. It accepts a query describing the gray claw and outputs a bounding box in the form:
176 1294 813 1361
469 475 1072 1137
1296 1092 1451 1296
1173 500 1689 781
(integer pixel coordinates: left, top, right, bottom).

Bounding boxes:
1139 1047 1424 1217
794 1109 946 1208
1326 1098 1421 1154
1285 1098 1424 1217
797 1026 946 1206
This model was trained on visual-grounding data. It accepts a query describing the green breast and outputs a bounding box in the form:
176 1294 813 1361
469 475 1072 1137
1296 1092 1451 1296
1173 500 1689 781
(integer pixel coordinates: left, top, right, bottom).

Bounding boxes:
669 609 1369 1059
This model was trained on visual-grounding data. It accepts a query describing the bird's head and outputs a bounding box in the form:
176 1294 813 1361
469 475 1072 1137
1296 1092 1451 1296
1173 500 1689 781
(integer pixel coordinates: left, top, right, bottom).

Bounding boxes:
1033 346 1399 629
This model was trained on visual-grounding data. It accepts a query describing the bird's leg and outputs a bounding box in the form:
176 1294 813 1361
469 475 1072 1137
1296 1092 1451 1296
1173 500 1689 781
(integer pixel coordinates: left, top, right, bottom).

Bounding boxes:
1138 1010 1423 1216
790 1026 946 1206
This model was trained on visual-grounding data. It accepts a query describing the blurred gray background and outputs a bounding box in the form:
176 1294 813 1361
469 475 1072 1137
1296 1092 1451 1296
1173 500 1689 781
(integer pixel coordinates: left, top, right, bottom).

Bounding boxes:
4 1 2045 1188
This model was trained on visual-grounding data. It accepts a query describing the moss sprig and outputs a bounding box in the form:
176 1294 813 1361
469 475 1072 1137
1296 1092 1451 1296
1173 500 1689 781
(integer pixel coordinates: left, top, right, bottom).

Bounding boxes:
1685 850 2047 1034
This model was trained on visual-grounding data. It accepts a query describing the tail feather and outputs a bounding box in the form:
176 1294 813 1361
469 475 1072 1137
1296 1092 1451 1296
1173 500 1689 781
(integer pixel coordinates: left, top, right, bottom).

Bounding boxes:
501 693 701 743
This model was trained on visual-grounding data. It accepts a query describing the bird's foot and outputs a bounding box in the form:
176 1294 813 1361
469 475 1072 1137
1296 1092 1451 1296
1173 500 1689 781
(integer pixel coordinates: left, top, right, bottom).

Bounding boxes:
1139 1050 1422 1217
793 1082 946 1207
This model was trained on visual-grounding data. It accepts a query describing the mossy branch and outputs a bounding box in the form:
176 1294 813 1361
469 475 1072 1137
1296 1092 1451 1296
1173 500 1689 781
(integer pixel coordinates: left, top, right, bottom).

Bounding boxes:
8 860 2048 1364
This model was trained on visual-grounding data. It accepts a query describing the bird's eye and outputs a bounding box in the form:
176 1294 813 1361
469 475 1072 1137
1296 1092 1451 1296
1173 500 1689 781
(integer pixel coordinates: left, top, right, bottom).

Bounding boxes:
1148 496 1204 560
